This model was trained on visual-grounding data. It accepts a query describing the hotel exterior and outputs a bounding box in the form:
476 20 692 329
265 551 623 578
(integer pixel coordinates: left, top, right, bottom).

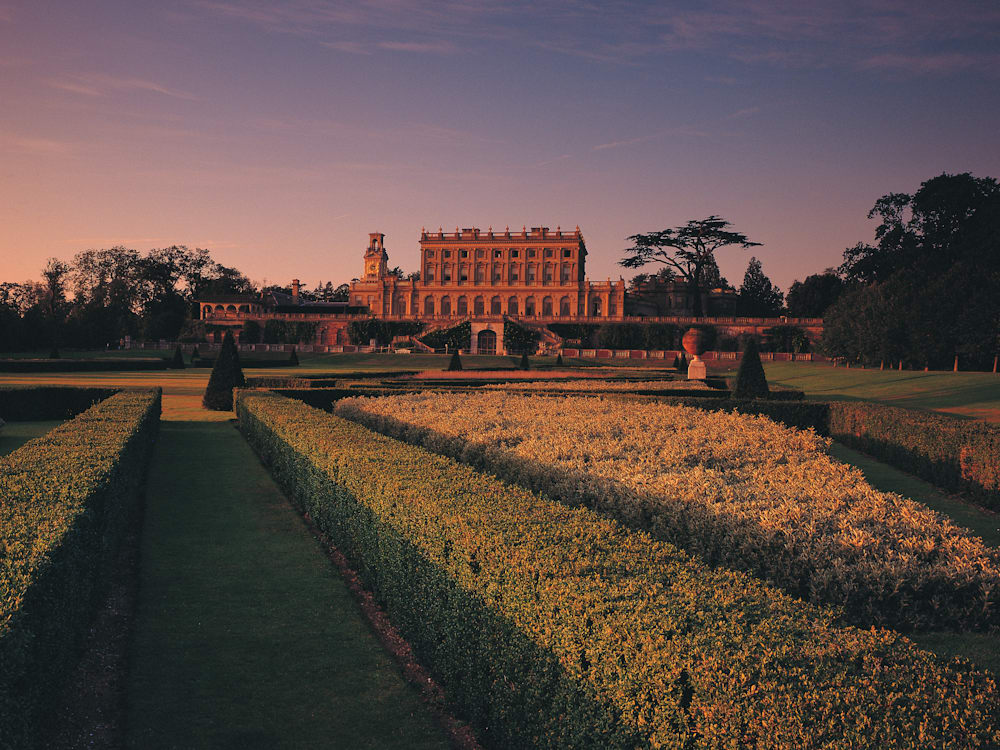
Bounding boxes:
197 226 821 352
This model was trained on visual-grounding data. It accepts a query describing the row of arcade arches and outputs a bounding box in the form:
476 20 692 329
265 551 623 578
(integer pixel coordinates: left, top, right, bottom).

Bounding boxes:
419 295 575 316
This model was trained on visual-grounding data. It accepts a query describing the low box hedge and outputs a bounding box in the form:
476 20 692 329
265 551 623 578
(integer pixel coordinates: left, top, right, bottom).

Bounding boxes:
0 358 168 372
0 389 161 748
236 390 999 749
827 401 1000 511
0 386 119 421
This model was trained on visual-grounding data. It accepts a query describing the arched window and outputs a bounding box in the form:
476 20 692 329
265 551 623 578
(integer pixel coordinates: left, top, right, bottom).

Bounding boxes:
559 296 571 316
525 296 536 315
474 296 485 316
507 296 519 315
441 296 452 315
424 296 435 315
456 296 468 316
225 304 237 314
490 295 502 315
214 304 225 313
542 296 553 316
238 304 249 313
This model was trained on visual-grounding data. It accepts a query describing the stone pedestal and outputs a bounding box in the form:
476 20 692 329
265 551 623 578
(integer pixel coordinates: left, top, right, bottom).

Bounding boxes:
687 356 706 380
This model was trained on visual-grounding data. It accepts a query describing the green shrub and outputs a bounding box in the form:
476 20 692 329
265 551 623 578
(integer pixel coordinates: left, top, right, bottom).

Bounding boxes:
502 321 540 355
419 322 471 352
556 353 564 366
732 336 769 398
0 390 160 748
828 401 1000 511
0 386 119 421
171 345 186 369
190 345 200 362
289 347 299 366
519 352 530 370
242 320 262 344
202 331 246 410
446 350 462 371
235 391 1000 750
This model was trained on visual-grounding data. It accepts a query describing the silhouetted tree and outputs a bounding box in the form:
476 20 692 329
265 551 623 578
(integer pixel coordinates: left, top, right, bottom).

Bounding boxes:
737 257 783 316
786 271 844 317
620 216 760 316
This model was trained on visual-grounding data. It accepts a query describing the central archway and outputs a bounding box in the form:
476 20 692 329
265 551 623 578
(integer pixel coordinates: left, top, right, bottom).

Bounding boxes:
476 329 497 355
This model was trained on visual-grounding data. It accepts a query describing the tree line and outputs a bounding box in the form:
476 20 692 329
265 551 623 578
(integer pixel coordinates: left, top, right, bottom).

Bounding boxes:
0 245 352 352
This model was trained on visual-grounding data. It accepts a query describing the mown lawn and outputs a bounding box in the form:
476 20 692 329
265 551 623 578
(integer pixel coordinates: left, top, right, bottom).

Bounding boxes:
126 414 449 749
743 361 1000 421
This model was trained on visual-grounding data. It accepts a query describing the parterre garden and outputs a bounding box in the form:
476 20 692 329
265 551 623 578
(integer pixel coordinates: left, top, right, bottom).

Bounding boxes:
1 351 999 748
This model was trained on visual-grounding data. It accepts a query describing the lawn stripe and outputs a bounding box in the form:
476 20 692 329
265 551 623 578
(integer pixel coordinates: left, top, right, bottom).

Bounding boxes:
126 418 449 749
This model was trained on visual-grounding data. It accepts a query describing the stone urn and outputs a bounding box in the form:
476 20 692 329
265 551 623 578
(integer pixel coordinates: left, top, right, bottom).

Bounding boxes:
681 327 707 380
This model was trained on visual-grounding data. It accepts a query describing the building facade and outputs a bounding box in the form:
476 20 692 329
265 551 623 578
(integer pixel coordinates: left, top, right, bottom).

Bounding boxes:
348 227 626 322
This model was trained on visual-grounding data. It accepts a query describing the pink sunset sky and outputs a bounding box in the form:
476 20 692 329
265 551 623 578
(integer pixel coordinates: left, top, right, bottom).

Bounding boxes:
2 0 999 293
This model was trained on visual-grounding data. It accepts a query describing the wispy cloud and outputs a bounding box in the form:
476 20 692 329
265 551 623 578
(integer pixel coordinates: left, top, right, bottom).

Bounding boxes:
48 73 198 100
0 131 75 156
593 127 709 151
322 41 370 54
725 106 760 120
378 40 455 54
532 153 572 167
859 52 1000 75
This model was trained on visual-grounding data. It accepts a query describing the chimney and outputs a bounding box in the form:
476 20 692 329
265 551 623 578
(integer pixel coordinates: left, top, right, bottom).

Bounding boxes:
292 279 300 300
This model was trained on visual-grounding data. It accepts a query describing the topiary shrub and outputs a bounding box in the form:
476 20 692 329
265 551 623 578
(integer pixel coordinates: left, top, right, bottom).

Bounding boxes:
190 345 200 363
520 352 530 370
556 353 564 366
289 347 299 366
171 345 186 369
677 351 687 371
447 350 462 371
732 336 769 399
202 332 246 410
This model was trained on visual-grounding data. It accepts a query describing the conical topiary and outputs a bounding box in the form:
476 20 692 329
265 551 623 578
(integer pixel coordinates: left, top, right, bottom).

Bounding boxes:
171 345 186 369
732 336 769 399
289 347 299 366
677 351 687 371
556 353 564 366
520 352 530 370
202 331 246 410
190 345 200 363
447 350 462 371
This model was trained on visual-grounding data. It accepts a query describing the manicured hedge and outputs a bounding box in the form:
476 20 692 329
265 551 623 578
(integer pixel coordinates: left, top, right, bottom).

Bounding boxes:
0 386 119 421
0 389 161 748
236 391 999 749
0 358 167 372
828 401 1000 511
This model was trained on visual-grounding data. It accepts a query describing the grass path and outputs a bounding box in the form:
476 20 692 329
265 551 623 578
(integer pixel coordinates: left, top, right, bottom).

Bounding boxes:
126 410 450 749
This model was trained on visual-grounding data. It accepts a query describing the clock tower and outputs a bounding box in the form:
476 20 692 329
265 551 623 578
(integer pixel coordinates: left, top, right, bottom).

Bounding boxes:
363 232 388 280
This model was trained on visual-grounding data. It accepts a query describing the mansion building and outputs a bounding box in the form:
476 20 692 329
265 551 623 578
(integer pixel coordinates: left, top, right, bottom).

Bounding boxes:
198 226 818 351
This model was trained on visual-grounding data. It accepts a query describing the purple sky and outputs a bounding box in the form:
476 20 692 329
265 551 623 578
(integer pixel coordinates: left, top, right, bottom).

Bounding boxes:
2 0 999 293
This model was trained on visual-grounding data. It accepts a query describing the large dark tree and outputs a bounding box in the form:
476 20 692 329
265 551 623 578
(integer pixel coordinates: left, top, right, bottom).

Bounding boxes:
620 216 759 316
737 257 783 317
827 172 1000 369
786 271 844 318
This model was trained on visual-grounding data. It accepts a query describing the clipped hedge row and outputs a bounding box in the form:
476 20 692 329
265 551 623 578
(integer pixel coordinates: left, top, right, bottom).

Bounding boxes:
0 389 161 748
0 386 119 421
0 358 167 372
236 391 999 749
828 401 1000 511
